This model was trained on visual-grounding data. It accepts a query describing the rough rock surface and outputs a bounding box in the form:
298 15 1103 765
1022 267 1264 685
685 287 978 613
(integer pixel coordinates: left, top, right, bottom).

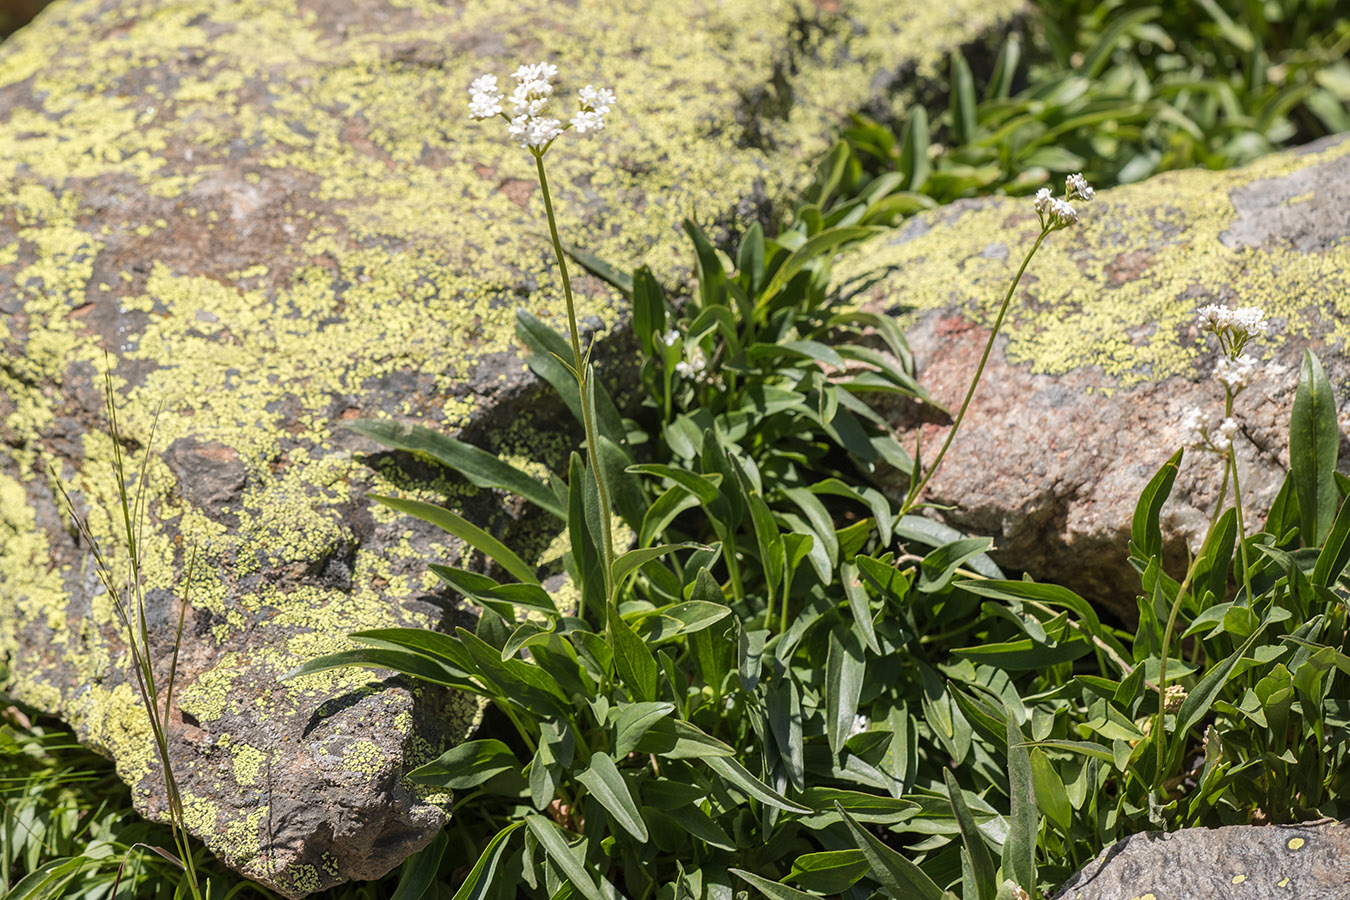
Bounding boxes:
1052 819 1350 899
0 0 1024 894
842 134 1350 615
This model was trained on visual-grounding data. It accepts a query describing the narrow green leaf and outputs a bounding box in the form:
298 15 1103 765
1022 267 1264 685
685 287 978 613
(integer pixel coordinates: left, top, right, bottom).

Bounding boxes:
835 803 944 900
447 823 523 900
576 753 648 842
1130 448 1183 561
1291 349 1339 546
524 816 610 900
1003 717 1037 890
706 756 811 813
346 419 565 520
631 266 666 356
731 869 824 900
614 702 675 758
897 107 930 192
1028 749 1072 832
391 830 449 900
281 648 473 691
943 770 995 900
949 52 977 145
756 227 880 309
407 740 517 790
826 630 866 756
610 603 659 702
1174 626 1267 750
612 543 701 593
371 493 537 585
1313 495 1350 586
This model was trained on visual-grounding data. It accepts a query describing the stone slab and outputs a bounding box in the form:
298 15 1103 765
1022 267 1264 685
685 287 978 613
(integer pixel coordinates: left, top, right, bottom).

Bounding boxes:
0 0 1025 894
1052 819 1350 900
841 134 1350 614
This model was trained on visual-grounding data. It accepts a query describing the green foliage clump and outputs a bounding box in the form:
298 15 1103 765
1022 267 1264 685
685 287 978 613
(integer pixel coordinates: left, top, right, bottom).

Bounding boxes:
837 0 1350 212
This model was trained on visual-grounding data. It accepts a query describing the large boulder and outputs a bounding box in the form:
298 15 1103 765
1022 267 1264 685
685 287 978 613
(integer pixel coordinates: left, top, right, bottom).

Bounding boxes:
0 0 1025 894
1052 819 1350 899
841 134 1350 614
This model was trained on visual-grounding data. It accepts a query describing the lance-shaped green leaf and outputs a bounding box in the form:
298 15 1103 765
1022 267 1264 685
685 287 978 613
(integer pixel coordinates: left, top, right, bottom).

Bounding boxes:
346 419 564 520
835 803 944 900
408 740 518 790
371 493 537 585
1002 716 1037 891
943 769 995 900
576 752 648 841
826 630 866 756
732 869 824 900
1130 448 1183 561
1292 349 1339 545
445 822 522 900
706 756 811 813
523 816 612 900
391 831 448 900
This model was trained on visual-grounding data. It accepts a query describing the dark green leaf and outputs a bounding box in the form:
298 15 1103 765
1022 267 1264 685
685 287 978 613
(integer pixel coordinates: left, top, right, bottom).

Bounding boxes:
408 740 518 790
1290 348 1338 546
706 756 811 813
943 769 996 900
391 830 449 900
1130 448 1183 561
1003 716 1037 890
576 752 648 841
826 630 866 756
347 419 564 519
835 803 944 900
371 493 537 585
523 816 611 900
731 869 823 900
446 823 522 900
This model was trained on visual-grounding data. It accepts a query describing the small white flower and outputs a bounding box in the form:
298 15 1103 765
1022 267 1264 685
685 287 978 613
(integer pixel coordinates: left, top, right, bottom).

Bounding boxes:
1033 187 1052 215
467 74 503 120
1214 354 1258 394
510 79 554 116
675 346 708 379
577 84 616 113
1049 198 1078 226
511 62 558 86
848 714 869 738
1197 304 1230 332
1180 407 1213 450
659 329 680 348
1230 306 1269 339
1066 172 1095 201
571 109 607 134
1214 417 1239 453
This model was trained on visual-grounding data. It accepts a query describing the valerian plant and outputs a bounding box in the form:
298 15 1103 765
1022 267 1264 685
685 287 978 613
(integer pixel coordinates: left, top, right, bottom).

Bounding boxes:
282 59 1349 900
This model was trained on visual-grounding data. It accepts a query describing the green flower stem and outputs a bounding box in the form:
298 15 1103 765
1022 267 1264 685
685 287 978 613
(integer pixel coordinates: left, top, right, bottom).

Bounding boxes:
1155 458 1231 790
535 152 617 606
901 229 1049 515
1223 389 1254 603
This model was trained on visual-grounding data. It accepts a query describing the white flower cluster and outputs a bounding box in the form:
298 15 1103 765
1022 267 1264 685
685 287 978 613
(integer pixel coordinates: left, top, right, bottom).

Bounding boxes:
1164 683 1187 713
1066 172 1095 201
1033 172 1094 229
658 329 680 348
1213 354 1258 395
1197 304 1269 341
467 62 615 152
1180 407 1240 454
572 84 616 134
675 346 708 379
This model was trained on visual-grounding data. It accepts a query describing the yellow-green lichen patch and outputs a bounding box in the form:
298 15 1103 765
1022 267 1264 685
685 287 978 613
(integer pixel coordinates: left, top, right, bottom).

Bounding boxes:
841 138 1350 389
231 743 267 786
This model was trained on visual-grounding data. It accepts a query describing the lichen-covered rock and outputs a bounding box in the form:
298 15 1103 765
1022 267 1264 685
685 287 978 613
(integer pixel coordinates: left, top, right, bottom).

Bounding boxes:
1052 819 1350 899
0 0 1024 894
842 134 1350 615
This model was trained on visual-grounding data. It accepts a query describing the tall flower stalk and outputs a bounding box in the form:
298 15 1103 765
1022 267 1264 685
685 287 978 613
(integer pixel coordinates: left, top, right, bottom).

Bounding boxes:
469 65 620 605
900 175 1094 515
1157 305 1268 781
